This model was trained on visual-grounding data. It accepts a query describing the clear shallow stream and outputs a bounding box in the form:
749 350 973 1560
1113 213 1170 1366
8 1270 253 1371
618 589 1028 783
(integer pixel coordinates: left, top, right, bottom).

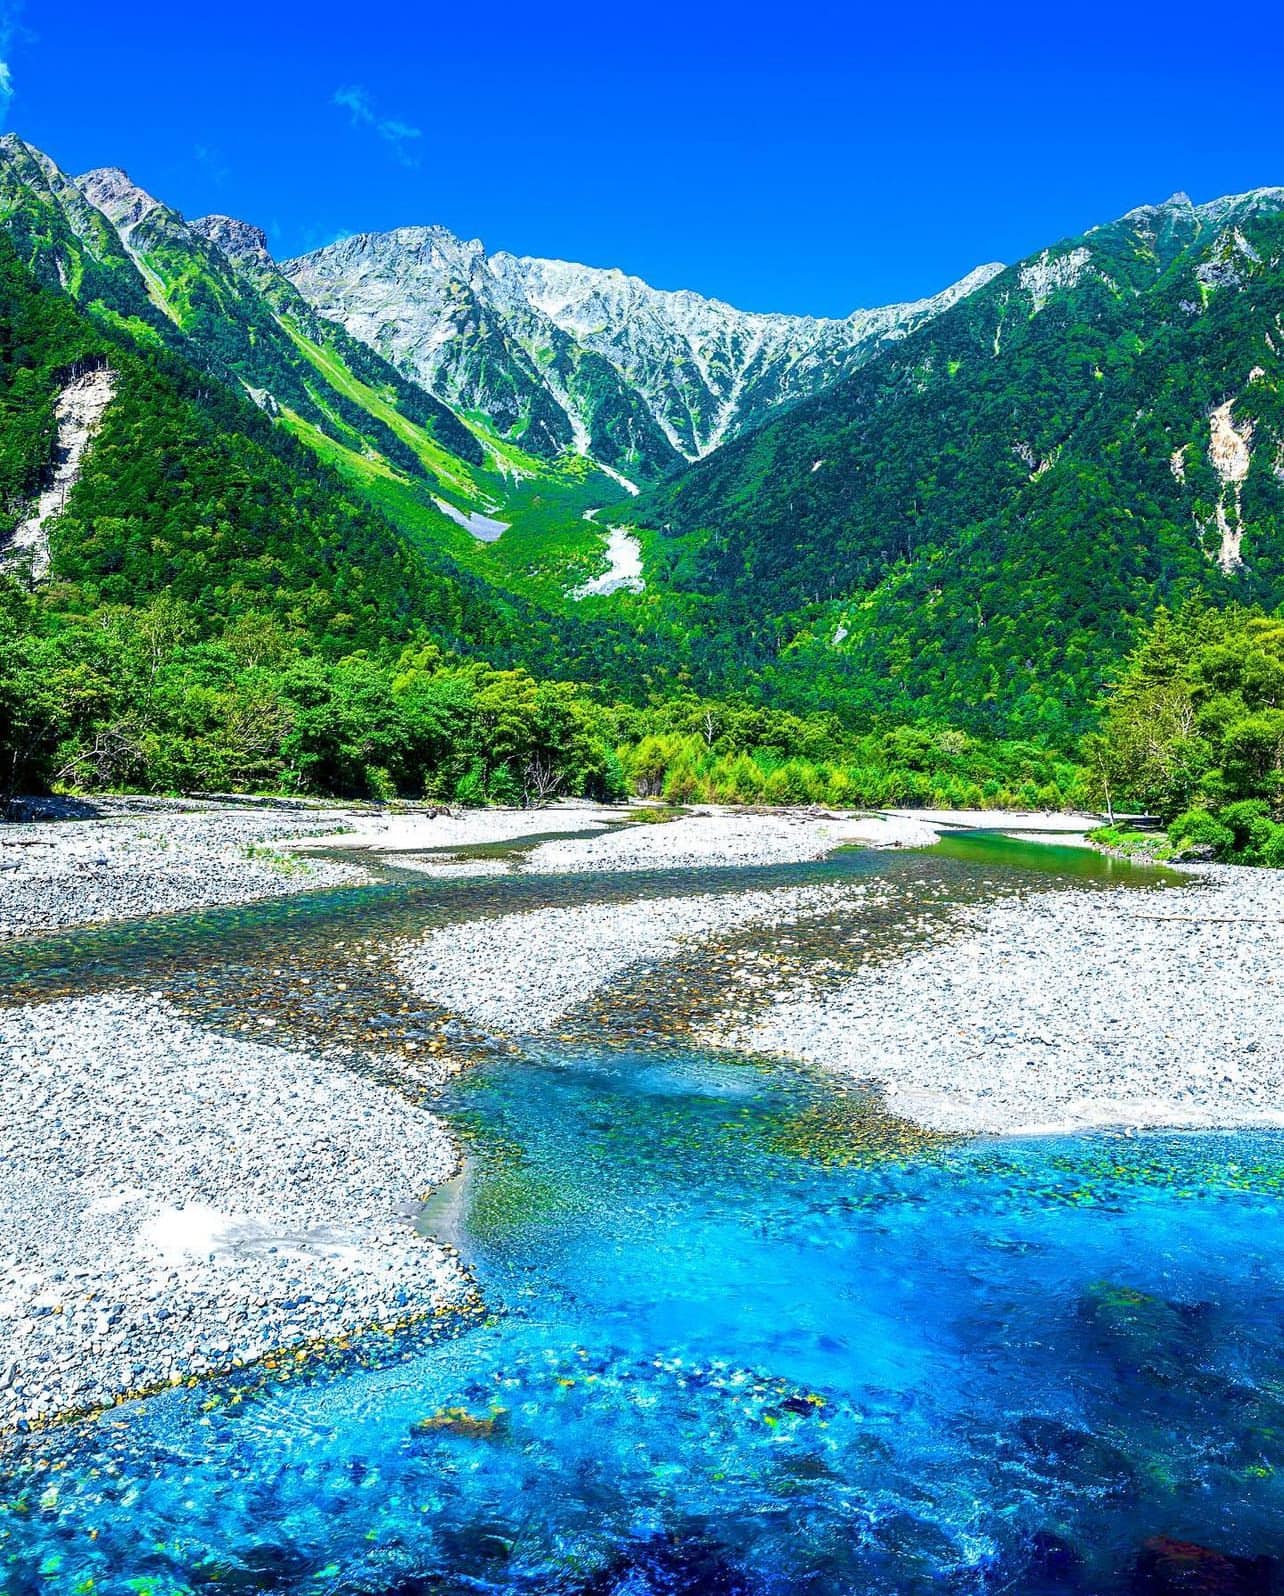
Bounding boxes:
2 835 1282 1595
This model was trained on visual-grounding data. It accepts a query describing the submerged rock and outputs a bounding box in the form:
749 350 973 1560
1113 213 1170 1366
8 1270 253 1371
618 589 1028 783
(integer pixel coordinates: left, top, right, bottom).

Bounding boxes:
410 1404 507 1440
1077 1282 1210 1388
1027 1529 1083 1585
1005 1415 1138 1500
189 1541 321 1589
436 1519 517 1566
577 1531 750 1596
1131 1535 1275 1595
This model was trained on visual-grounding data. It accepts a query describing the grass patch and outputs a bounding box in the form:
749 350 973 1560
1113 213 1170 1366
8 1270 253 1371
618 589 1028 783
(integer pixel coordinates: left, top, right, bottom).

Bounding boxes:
1087 825 1174 861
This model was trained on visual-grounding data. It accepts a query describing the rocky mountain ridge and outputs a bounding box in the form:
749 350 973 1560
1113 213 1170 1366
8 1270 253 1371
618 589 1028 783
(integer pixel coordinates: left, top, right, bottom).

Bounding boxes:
0 132 1000 501
282 226 1002 474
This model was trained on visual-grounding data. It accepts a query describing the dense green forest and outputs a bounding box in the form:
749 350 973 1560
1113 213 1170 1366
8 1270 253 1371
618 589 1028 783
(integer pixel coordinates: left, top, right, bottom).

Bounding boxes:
1088 602 1284 863
630 193 1284 739
0 575 1088 809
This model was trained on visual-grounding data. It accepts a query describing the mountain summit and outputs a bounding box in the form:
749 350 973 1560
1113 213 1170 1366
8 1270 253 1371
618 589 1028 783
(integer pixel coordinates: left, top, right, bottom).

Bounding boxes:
283 228 1002 476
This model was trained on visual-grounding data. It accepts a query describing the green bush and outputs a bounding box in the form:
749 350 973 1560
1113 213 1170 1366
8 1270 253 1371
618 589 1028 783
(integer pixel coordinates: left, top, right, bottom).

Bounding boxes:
1167 808 1235 857
1218 799 1275 855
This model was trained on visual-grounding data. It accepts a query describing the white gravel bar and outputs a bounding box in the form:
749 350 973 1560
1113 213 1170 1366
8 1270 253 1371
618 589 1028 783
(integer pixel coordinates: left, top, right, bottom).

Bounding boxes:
884 807 1101 834
0 994 467 1428
0 806 369 939
290 802 622 855
524 810 937 875
398 883 872 1033
729 863 1284 1136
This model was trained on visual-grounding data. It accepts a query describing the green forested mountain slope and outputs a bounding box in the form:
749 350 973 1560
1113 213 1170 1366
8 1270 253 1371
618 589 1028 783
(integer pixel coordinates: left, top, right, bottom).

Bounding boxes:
7 134 1284 753
0 136 625 594
0 223 716 713
630 190 1284 737
0 231 524 654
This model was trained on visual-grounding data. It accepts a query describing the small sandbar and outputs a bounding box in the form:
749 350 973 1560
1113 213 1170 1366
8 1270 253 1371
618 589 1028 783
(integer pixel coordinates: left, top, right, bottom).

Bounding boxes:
291 803 622 855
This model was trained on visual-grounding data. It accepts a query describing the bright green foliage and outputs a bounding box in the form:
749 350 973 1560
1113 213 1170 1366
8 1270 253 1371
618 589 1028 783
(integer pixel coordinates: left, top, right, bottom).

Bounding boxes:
620 705 1084 810
630 194 1284 736
0 586 627 803
1091 602 1284 862
1085 825 1175 861
0 568 1084 810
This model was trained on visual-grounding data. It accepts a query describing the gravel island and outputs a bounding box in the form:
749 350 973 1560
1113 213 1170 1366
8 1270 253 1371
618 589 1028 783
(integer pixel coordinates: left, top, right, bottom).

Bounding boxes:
727 863 1284 1135
0 994 467 1429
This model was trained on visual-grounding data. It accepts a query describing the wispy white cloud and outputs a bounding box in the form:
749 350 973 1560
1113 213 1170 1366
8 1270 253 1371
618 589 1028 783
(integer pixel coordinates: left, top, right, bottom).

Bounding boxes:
332 85 422 167
0 2 23 124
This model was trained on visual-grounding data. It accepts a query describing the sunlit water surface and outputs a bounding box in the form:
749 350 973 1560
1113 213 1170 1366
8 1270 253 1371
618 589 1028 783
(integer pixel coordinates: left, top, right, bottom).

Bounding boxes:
2 835 1279 1595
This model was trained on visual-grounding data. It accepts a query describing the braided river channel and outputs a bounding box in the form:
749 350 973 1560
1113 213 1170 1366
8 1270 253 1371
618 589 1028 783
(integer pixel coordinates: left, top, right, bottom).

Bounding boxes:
2 832 1283 1595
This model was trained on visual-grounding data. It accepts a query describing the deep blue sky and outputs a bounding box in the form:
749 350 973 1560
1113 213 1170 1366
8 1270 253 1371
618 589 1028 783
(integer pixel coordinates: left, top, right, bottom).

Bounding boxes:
7 0 1283 316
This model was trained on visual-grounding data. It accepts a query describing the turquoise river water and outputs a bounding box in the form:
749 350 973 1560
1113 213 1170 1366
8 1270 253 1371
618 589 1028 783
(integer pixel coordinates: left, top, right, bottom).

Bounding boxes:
1 834 1282 1595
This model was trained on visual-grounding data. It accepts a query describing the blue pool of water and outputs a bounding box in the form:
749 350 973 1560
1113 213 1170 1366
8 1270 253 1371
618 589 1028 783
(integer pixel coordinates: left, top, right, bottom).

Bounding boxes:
4 1032 1284 1595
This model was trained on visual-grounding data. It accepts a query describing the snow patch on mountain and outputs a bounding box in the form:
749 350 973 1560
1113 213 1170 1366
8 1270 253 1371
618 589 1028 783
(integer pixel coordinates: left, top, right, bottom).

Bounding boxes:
432 497 509 542
570 526 644 598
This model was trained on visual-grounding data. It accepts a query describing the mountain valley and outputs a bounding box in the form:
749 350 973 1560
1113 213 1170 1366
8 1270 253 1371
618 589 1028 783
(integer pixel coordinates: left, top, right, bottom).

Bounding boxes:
1 133 1283 773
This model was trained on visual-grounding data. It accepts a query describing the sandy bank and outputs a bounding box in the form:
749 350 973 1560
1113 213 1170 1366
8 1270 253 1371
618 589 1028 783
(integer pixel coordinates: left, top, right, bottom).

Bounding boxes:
0 994 468 1428
726 863 1284 1136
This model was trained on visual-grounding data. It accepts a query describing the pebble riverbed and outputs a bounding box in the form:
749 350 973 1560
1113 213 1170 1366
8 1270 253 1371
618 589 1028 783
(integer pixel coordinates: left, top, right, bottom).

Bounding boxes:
0 994 467 1429
0 804 369 939
732 863 1284 1135
397 882 874 1033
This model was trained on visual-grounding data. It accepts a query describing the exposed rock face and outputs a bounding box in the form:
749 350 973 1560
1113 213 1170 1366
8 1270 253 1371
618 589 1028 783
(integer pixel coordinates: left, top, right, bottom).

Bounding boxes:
0 136 146 301
190 213 274 269
1208 397 1254 571
283 226 1002 475
1018 245 1093 313
3 365 117 579
76 166 167 248
75 166 219 326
